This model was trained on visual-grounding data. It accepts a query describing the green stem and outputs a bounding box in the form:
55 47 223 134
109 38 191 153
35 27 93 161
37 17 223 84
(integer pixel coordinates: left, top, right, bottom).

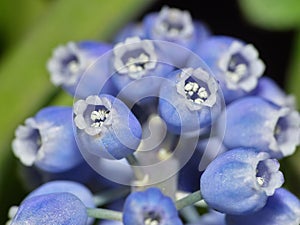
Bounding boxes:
87 208 123 221
126 154 145 181
175 190 202 210
180 205 200 223
93 187 130 206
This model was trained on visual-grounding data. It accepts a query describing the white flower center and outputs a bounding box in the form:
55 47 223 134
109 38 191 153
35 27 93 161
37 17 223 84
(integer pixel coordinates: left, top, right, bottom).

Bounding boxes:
113 37 157 79
90 109 110 128
126 53 150 73
226 61 247 83
256 176 265 186
155 6 194 38
67 59 80 74
144 218 159 225
184 81 209 105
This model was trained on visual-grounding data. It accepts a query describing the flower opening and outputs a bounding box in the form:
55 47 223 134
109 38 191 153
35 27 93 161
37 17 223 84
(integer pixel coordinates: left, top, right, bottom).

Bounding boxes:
113 37 157 79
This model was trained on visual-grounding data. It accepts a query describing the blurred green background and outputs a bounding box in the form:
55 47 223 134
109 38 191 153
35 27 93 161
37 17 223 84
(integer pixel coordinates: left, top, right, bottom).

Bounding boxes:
1 0 300 223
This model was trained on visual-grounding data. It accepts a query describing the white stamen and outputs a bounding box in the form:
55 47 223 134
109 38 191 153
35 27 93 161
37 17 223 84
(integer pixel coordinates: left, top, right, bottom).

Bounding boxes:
257 177 265 186
68 60 80 73
144 218 159 225
156 6 194 38
227 63 247 83
194 98 205 104
90 109 110 128
184 82 194 91
184 82 208 105
126 53 150 73
198 87 208 99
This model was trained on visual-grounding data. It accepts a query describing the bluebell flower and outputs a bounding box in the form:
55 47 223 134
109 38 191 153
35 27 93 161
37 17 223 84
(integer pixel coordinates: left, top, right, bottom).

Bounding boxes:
123 187 183 225
219 96 300 158
47 41 115 98
143 6 210 50
226 188 300 225
158 67 221 135
25 180 95 208
253 77 296 108
10 192 88 225
111 36 174 104
12 106 83 172
73 94 142 159
200 148 284 215
25 180 95 224
196 36 265 103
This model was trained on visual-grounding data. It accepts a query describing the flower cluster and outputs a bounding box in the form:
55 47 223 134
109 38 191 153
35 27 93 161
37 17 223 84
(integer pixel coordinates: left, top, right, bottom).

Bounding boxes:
8 5 300 225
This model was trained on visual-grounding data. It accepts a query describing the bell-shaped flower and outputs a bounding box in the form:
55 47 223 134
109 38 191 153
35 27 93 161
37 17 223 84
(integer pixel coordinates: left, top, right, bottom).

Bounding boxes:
73 94 142 159
200 148 284 215
123 187 183 225
219 96 300 158
10 192 88 225
158 67 222 135
12 106 83 172
196 36 265 103
47 41 115 98
143 6 210 50
226 188 300 225
110 36 174 104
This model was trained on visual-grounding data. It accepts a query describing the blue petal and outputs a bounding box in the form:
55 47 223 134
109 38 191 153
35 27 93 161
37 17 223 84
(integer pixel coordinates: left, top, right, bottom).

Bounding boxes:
12 106 83 172
143 6 210 50
226 188 300 225
196 36 265 103
200 148 283 214
47 41 115 98
11 193 88 225
74 94 142 160
218 96 300 158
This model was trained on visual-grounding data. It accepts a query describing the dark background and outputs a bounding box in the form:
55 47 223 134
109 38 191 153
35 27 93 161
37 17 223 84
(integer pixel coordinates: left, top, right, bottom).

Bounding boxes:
143 0 294 88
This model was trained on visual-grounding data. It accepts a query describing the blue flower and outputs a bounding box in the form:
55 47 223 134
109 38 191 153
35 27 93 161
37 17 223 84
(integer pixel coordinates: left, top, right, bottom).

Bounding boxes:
253 77 296 108
123 187 183 225
200 148 284 215
226 188 300 225
73 94 142 159
219 96 300 158
143 6 211 68
24 180 95 224
12 106 83 172
158 67 221 135
26 180 95 208
47 41 115 98
196 36 265 103
143 6 210 50
113 6 210 51
111 36 174 104
10 192 88 225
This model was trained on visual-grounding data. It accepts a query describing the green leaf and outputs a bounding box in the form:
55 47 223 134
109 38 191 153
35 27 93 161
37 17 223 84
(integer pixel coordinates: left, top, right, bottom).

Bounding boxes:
238 0 300 30
0 0 50 50
0 0 155 222
286 30 300 107
284 29 300 198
